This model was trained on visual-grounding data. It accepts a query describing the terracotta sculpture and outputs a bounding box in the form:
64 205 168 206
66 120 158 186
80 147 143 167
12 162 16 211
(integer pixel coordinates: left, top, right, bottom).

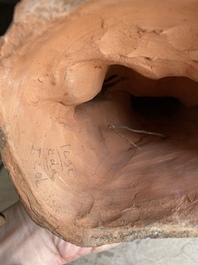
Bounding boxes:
0 0 198 247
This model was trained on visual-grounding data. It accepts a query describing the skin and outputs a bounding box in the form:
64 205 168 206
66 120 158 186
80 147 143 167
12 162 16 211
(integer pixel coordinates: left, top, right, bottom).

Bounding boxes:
0 202 118 265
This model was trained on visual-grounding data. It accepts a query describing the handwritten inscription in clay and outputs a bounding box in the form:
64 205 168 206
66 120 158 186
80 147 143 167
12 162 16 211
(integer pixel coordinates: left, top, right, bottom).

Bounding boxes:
30 144 77 188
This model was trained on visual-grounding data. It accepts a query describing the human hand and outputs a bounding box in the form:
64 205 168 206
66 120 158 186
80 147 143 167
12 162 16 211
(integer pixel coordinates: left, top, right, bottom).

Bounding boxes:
0 202 118 265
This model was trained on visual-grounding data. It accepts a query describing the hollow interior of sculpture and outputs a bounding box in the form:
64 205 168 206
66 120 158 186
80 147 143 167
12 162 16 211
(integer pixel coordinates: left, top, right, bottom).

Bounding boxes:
100 64 198 127
90 64 198 143
69 65 198 229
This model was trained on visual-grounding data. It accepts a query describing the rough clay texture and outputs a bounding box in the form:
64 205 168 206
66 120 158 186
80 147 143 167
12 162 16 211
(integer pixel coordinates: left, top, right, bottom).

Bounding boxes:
0 0 198 246
0 213 6 228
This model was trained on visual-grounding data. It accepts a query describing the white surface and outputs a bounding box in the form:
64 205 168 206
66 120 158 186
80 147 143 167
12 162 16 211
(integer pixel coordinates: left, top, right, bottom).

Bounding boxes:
0 167 197 265
68 238 198 265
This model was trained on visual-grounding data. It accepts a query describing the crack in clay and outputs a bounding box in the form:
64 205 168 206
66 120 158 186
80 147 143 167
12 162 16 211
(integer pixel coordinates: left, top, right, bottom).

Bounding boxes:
137 26 164 36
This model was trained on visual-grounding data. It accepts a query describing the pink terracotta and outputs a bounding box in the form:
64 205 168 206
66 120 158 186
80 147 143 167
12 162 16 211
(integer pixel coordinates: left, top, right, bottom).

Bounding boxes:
0 0 198 246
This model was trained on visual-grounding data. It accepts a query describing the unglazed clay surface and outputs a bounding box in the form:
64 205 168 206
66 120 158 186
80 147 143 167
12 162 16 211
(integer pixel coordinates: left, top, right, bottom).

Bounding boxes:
0 0 198 246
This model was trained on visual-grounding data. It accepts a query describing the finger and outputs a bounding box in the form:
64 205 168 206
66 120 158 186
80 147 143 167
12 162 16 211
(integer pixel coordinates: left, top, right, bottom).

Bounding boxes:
91 243 121 253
